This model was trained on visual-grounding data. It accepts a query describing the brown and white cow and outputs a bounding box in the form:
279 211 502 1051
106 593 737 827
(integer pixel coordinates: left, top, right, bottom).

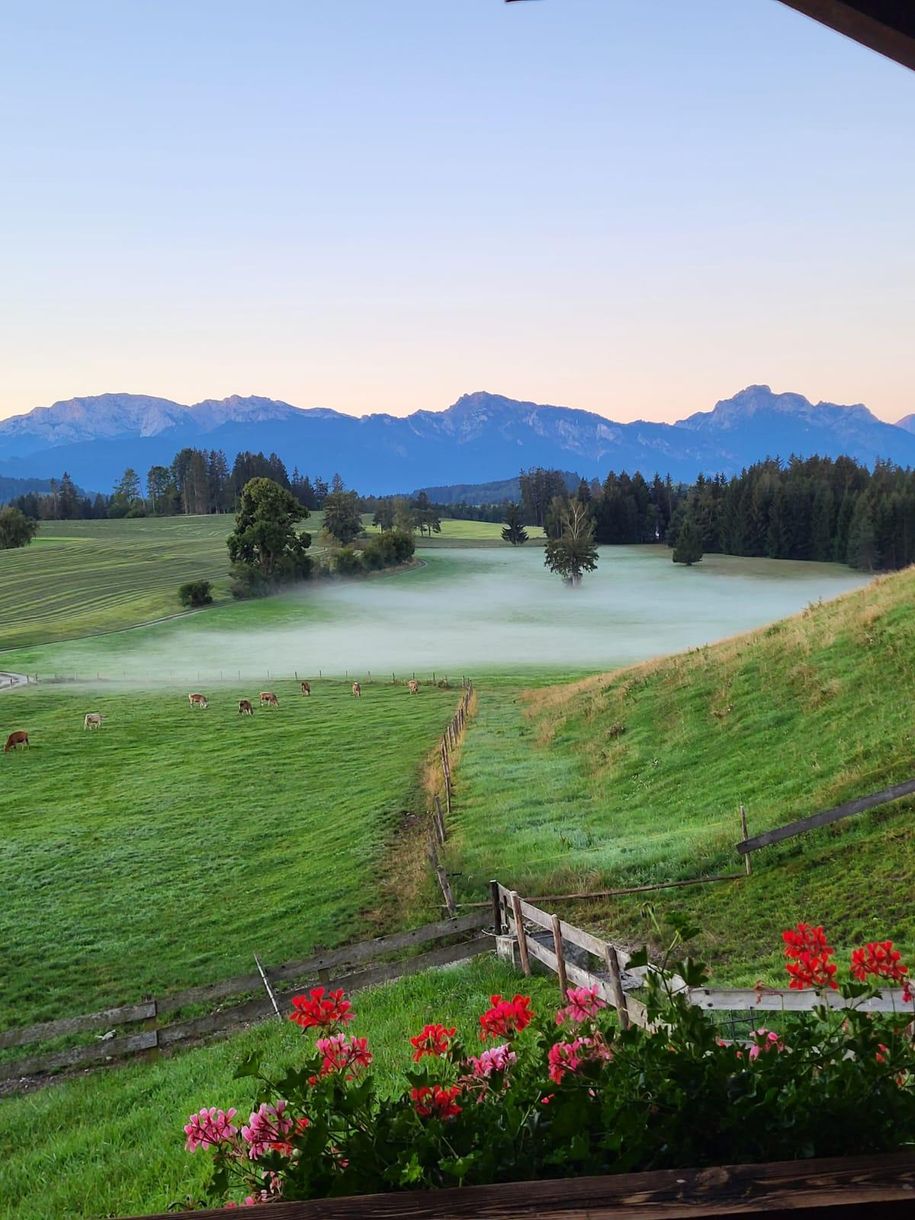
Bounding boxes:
351 682 362 698
259 691 279 707
238 699 254 716
188 692 209 709
300 681 311 696
83 713 105 730
407 679 419 695
4 730 29 753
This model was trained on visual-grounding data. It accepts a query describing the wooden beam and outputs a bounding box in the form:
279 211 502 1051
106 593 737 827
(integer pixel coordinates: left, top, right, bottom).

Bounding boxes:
130 1150 915 1218
777 1 915 73
737 776 915 854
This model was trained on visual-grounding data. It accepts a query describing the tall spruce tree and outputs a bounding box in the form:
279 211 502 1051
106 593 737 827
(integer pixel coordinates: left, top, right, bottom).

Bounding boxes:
501 502 529 546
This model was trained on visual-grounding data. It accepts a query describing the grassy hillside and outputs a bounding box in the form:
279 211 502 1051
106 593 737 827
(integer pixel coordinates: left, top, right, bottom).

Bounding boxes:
0 958 557 1220
0 677 459 1029
447 568 915 982
0 517 233 649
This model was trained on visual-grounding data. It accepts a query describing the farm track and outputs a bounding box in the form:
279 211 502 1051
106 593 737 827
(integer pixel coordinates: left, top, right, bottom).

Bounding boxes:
0 672 29 691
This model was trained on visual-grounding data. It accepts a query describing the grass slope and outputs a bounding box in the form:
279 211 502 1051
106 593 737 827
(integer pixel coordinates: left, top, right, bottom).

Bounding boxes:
0 678 459 1029
0 958 557 1220
448 569 915 981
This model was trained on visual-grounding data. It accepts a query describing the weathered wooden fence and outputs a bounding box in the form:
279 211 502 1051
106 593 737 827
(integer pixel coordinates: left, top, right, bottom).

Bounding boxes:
493 883 915 1030
427 681 474 916
0 911 489 1089
737 775 915 855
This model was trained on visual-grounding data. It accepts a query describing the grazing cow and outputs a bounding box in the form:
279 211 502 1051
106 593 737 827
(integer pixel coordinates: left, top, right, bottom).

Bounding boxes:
300 681 311 696
259 691 279 707
83 713 105 730
238 699 254 716
4 730 29 753
352 682 362 698
407 679 419 695
188 692 209 710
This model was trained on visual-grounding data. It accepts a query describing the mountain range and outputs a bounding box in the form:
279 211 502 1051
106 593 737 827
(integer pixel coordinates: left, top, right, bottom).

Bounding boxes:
1 385 914 497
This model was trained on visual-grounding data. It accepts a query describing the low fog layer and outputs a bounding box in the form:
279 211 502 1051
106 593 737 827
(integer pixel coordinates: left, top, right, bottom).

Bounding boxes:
40 548 869 684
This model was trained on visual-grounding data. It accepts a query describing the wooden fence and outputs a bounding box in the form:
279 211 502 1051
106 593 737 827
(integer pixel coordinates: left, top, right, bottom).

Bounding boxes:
493 883 915 1029
737 775 915 855
0 911 488 1088
427 681 474 916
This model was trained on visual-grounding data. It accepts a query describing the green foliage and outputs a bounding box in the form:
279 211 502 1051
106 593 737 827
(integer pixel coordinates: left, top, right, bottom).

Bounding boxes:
334 546 364 575
544 499 598 587
227 477 312 594
108 467 143 519
322 490 363 546
0 505 38 549
178 579 214 608
372 501 396 532
362 530 415 570
672 514 703 565
501 503 529 546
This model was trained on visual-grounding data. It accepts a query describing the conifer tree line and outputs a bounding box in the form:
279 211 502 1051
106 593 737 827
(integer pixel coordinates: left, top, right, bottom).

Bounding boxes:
511 456 915 572
7 449 352 521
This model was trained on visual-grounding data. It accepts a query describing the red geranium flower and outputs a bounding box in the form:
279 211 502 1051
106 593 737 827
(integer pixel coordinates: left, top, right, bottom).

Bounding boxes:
782 923 839 991
411 1084 462 1119
410 1023 457 1061
479 994 534 1041
289 987 354 1030
850 940 910 990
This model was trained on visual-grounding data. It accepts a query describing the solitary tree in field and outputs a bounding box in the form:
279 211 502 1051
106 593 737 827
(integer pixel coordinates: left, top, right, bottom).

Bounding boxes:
322 490 364 545
672 514 704 566
0 506 38 549
544 499 598 588
501 502 529 546
227 477 312 594
372 500 396 532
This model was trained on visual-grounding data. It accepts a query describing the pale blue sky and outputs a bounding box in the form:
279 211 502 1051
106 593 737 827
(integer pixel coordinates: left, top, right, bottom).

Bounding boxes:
1 0 912 422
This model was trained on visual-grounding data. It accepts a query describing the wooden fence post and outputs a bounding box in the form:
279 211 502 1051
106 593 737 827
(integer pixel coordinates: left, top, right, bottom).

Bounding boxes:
604 943 630 1030
551 914 569 999
433 796 446 844
490 880 503 935
511 892 532 977
436 865 456 917
740 804 752 875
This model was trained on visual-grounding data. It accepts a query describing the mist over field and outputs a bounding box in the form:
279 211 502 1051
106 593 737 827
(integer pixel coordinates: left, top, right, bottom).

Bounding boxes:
13 548 870 685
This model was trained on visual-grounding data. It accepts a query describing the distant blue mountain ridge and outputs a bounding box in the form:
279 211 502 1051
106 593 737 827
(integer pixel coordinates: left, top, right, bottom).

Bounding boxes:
0 385 913 497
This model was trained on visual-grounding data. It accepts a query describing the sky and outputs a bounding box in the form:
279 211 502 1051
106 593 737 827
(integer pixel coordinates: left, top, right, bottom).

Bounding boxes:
0 0 913 426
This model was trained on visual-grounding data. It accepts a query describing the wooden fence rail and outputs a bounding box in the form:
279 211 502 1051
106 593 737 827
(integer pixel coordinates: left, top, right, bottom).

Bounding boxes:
494 884 915 1027
132 1150 915 1218
737 776 915 855
0 912 488 1086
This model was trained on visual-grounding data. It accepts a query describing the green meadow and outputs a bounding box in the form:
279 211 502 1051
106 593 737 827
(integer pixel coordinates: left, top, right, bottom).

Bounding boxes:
0 676 460 1031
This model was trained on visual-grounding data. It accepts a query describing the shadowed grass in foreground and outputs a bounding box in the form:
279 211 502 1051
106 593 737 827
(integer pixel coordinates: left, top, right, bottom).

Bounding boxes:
0 958 557 1220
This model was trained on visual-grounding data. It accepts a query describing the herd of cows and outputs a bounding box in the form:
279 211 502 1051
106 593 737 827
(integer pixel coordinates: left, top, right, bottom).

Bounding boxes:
2 677 425 752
